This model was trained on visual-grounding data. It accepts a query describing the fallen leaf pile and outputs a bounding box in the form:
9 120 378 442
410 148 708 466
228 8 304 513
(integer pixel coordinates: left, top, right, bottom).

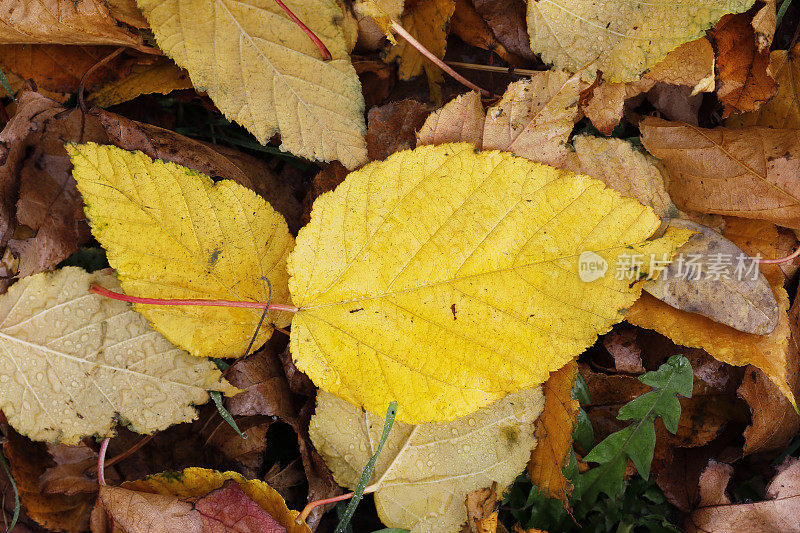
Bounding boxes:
1 0 800 532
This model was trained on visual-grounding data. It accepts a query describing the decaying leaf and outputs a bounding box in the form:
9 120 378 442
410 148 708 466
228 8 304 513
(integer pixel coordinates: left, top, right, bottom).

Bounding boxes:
642 219 778 335
0 267 236 444
640 117 800 228
89 59 192 108
687 458 800 533
310 389 544 532
527 360 579 502
135 0 368 168
727 41 800 129
69 142 294 358
91 468 310 533
526 0 753 82
471 0 536 61
2 427 98 533
709 3 777 118
626 221 794 409
0 91 106 278
581 38 716 134
462 483 501 533
450 0 526 68
0 0 147 49
365 99 433 161
418 71 581 167
386 0 456 101
289 143 690 423
570 135 674 218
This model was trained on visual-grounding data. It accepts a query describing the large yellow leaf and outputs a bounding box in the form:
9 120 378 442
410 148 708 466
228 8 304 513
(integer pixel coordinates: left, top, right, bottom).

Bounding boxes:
526 0 755 82
135 0 367 169
0 267 236 444
288 143 691 423
68 143 294 358
626 218 795 407
95 467 310 532
310 389 544 532
417 71 581 167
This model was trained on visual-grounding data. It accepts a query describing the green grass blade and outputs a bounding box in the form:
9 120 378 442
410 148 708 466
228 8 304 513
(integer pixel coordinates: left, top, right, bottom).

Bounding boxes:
209 390 247 439
0 69 16 103
777 0 795 28
335 401 398 533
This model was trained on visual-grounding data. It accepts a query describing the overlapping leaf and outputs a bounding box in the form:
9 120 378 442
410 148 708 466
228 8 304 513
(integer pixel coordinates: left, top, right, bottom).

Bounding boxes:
135 0 367 168
310 389 544 532
288 143 691 423
69 143 294 358
0 267 237 444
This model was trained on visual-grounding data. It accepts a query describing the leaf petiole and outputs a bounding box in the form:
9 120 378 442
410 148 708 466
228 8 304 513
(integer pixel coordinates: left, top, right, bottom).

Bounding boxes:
274 0 332 60
90 285 298 313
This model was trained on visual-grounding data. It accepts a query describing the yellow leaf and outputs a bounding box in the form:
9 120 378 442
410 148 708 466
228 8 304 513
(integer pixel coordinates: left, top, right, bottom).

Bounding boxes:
526 0 755 82
100 467 310 532
135 0 367 169
89 59 192 108
0 267 236 444
527 360 578 502
417 71 581 167
386 0 455 101
288 143 691 423
626 218 795 408
309 389 545 532
571 135 675 218
727 41 800 129
68 142 294 358
354 0 404 40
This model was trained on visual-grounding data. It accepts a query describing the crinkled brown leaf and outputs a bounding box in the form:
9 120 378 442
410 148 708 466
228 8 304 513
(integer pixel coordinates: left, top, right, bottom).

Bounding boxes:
471 0 536 61
641 117 800 228
365 99 432 162
0 0 147 49
0 91 107 277
710 3 777 118
687 458 800 533
451 0 527 67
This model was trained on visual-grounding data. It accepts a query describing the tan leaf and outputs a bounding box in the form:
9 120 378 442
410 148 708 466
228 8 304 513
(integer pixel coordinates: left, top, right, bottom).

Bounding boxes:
89 59 192 108
0 267 237 444
0 0 147 48
527 360 578 502
626 220 795 408
687 458 800 533
727 41 800 129
105 0 149 28
418 71 581 166
640 117 800 228
602 329 645 374
462 483 500 533
709 6 777 118
571 135 674 218
642 219 779 335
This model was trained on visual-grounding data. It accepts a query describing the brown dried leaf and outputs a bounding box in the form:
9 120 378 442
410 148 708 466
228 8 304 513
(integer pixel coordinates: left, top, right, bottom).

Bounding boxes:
687 458 800 533
709 5 777 118
301 162 349 227
105 0 149 28
202 416 272 479
365 99 433 161
418 70 581 166
640 117 800 228
470 0 536 61
0 91 107 277
96 110 302 233
2 427 97 533
462 483 500 533
727 41 800 129
451 0 526 67
527 361 578 502
602 329 645 373
0 0 147 49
